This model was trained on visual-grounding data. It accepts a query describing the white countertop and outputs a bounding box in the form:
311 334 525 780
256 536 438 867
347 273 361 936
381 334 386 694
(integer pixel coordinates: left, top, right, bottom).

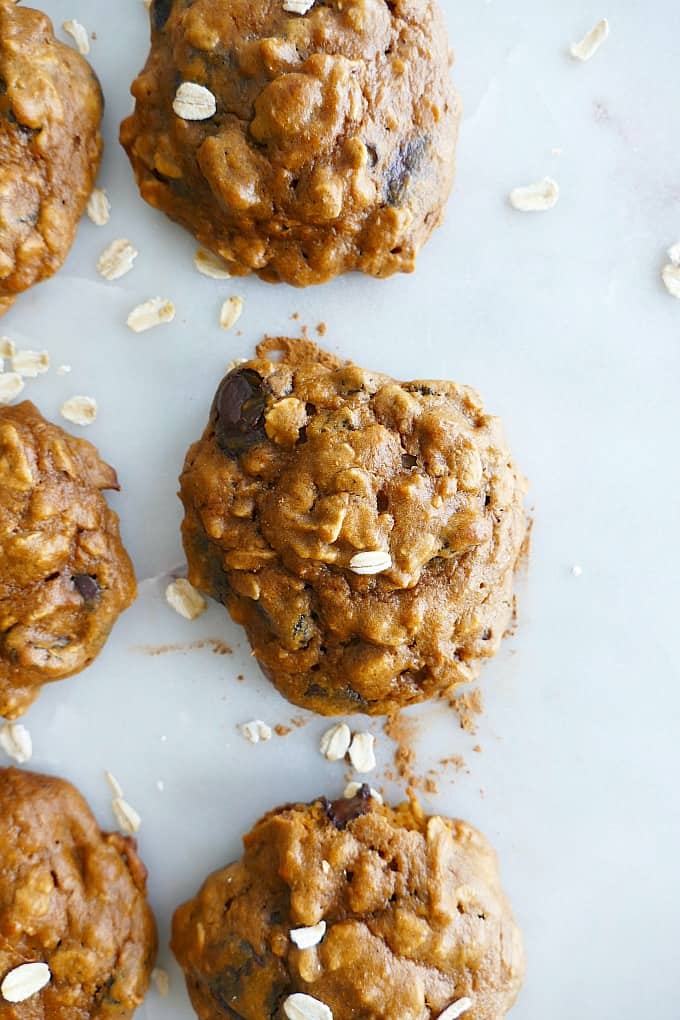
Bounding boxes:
4 1 680 1017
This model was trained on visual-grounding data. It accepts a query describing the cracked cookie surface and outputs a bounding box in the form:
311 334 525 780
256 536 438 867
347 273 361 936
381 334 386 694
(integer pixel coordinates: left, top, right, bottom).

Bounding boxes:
0 0 103 315
0 402 136 719
172 790 525 1020
179 340 528 716
0 767 156 1020
120 0 460 286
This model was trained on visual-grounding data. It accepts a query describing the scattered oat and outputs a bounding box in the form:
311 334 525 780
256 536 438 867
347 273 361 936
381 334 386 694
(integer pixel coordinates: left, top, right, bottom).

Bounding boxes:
0 373 25 404
97 239 138 281
173 82 217 120
220 296 244 331
61 395 97 426
290 921 327 950
12 349 49 378
283 0 315 13
151 968 170 997
87 188 111 226
0 722 32 764
570 18 609 61
348 550 392 575
319 722 351 761
127 297 175 332
571 564 583 577
0 337 16 358
62 19 90 55
662 263 680 299
509 177 560 212
104 770 124 799
56 364 72 376
240 720 273 744
343 781 382 804
112 797 142 835
194 248 232 279
165 578 206 621
438 998 474 1020
1 962 51 1003
348 732 376 773
667 242 680 267
283 993 333 1020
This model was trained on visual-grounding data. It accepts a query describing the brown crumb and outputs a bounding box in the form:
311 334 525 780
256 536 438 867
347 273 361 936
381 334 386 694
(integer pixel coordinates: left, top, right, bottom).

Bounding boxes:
135 638 232 657
236 674 245 682
473 744 482 753
290 716 307 729
449 687 484 733
290 312 299 320
274 724 292 737
384 711 421 784
316 322 327 337
424 776 438 794
440 755 467 773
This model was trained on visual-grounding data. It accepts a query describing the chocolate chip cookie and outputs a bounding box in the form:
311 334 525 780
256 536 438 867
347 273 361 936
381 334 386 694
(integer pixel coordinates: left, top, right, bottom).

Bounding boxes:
172 788 525 1020
0 402 136 719
120 0 460 286
0 0 103 315
0 767 156 1018
179 340 528 716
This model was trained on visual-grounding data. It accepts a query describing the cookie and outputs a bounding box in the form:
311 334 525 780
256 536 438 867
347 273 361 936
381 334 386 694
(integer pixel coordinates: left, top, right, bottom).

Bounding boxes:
179 340 528 716
120 0 460 286
0 0 103 315
0 402 136 719
172 788 525 1020
0 767 156 1018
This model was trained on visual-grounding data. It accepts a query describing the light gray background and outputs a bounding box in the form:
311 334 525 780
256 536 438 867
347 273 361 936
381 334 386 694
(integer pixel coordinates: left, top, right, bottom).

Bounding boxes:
3 1 680 1017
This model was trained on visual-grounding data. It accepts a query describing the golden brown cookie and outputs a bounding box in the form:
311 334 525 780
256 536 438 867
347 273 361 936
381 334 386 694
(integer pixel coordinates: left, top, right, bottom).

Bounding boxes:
0 0 103 315
179 340 528 716
120 0 460 286
0 767 157 1019
172 788 525 1020
0 402 136 719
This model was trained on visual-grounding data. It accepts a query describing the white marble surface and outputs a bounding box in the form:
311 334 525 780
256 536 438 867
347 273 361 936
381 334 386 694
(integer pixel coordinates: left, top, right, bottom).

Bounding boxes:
3 1 680 1017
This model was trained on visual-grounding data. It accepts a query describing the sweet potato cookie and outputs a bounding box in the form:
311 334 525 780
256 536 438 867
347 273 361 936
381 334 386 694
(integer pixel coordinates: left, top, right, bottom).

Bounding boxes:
172 788 525 1020
179 340 528 716
120 0 460 286
0 767 156 1019
0 402 136 719
0 0 103 316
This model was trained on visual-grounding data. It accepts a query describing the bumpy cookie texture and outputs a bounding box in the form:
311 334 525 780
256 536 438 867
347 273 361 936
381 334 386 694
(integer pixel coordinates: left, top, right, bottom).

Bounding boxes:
0 402 136 719
0 768 157 1019
120 0 460 286
172 790 525 1020
0 0 103 315
180 340 528 715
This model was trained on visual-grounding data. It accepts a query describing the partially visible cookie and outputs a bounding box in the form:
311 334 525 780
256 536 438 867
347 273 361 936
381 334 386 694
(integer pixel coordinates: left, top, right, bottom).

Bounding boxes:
120 0 460 286
0 767 156 1019
180 340 528 716
0 402 136 719
172 788 525 1020
0 0 103 315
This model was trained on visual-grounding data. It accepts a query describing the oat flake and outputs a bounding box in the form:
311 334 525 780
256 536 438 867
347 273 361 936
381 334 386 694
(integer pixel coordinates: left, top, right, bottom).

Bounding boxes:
0 373 25 404
0 721 32 764
97 239 139 281
165 578 206 621
662 263 680 299
319 722 351 761
570 19 609 61
105 770 124 799
0 337 16 358
348 732 376 773
283 993 333 1020
240 720 272 744
1 963 51 1003
290 921 327 949
173 82 217 120
438 998 474 1020
87 188 110 226
509 177 560 212
348 550 392 575
62 19 90 55
151 968 170 997
12 349 49 378
667 242 680 267
283 0 316 13
194 248 232 279
220 296 244 331
112 796 142 834
61 396 97 426
127 298 175 333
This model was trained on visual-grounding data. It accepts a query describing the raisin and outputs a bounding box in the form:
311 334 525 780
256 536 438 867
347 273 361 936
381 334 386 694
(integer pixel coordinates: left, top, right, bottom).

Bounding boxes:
213 369 268 456
151 0 174 30
72 575 99 606
325 785 372 829
385 137 428 206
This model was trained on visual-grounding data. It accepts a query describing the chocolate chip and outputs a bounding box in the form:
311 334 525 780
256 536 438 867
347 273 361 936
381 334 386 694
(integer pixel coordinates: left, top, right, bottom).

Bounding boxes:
151 0 174 30
385 137 428 206
401 453 417 469
213 369 268 457
72 574 99 605
325 785 372 829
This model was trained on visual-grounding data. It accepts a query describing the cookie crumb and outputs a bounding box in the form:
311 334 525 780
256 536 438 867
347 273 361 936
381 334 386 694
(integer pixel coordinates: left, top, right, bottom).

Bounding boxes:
0 722 32 764
240 720 272 744
275 724 292 736
348 732 376 773
220 296 244 331
1 962 51 1004
570 18 609 61
127 297 175 333
60 395 97 426
316 322 327 337
165 578 207 621
11 349 49 378
62 19 90 54
97 239 138 281
509 177 559 212
319 722 351 761
173 82 217 121
449 687 484 733
87 188 111 226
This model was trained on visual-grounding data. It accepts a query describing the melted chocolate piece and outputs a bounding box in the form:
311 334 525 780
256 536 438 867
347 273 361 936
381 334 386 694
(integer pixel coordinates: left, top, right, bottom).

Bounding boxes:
213 369 268 457
385 136 428 206
151 0 174 30
325 784 372 829
72 574 99 606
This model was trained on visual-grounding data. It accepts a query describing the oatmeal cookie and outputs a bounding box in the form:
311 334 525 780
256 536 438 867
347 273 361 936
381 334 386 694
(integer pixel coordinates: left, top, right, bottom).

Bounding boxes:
120 0 460 286
0 0 103 315
0 402 136 719
179 340 528 716
0 767 156 1019
172 788 525 1020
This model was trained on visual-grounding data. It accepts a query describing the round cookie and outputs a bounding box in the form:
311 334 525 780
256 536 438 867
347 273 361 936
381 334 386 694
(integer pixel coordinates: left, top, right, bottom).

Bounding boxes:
172 787 525 1020
0 402 136 719
120 0 461 286
0 0 103 315
179 340 528 716
0 767 156 1019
